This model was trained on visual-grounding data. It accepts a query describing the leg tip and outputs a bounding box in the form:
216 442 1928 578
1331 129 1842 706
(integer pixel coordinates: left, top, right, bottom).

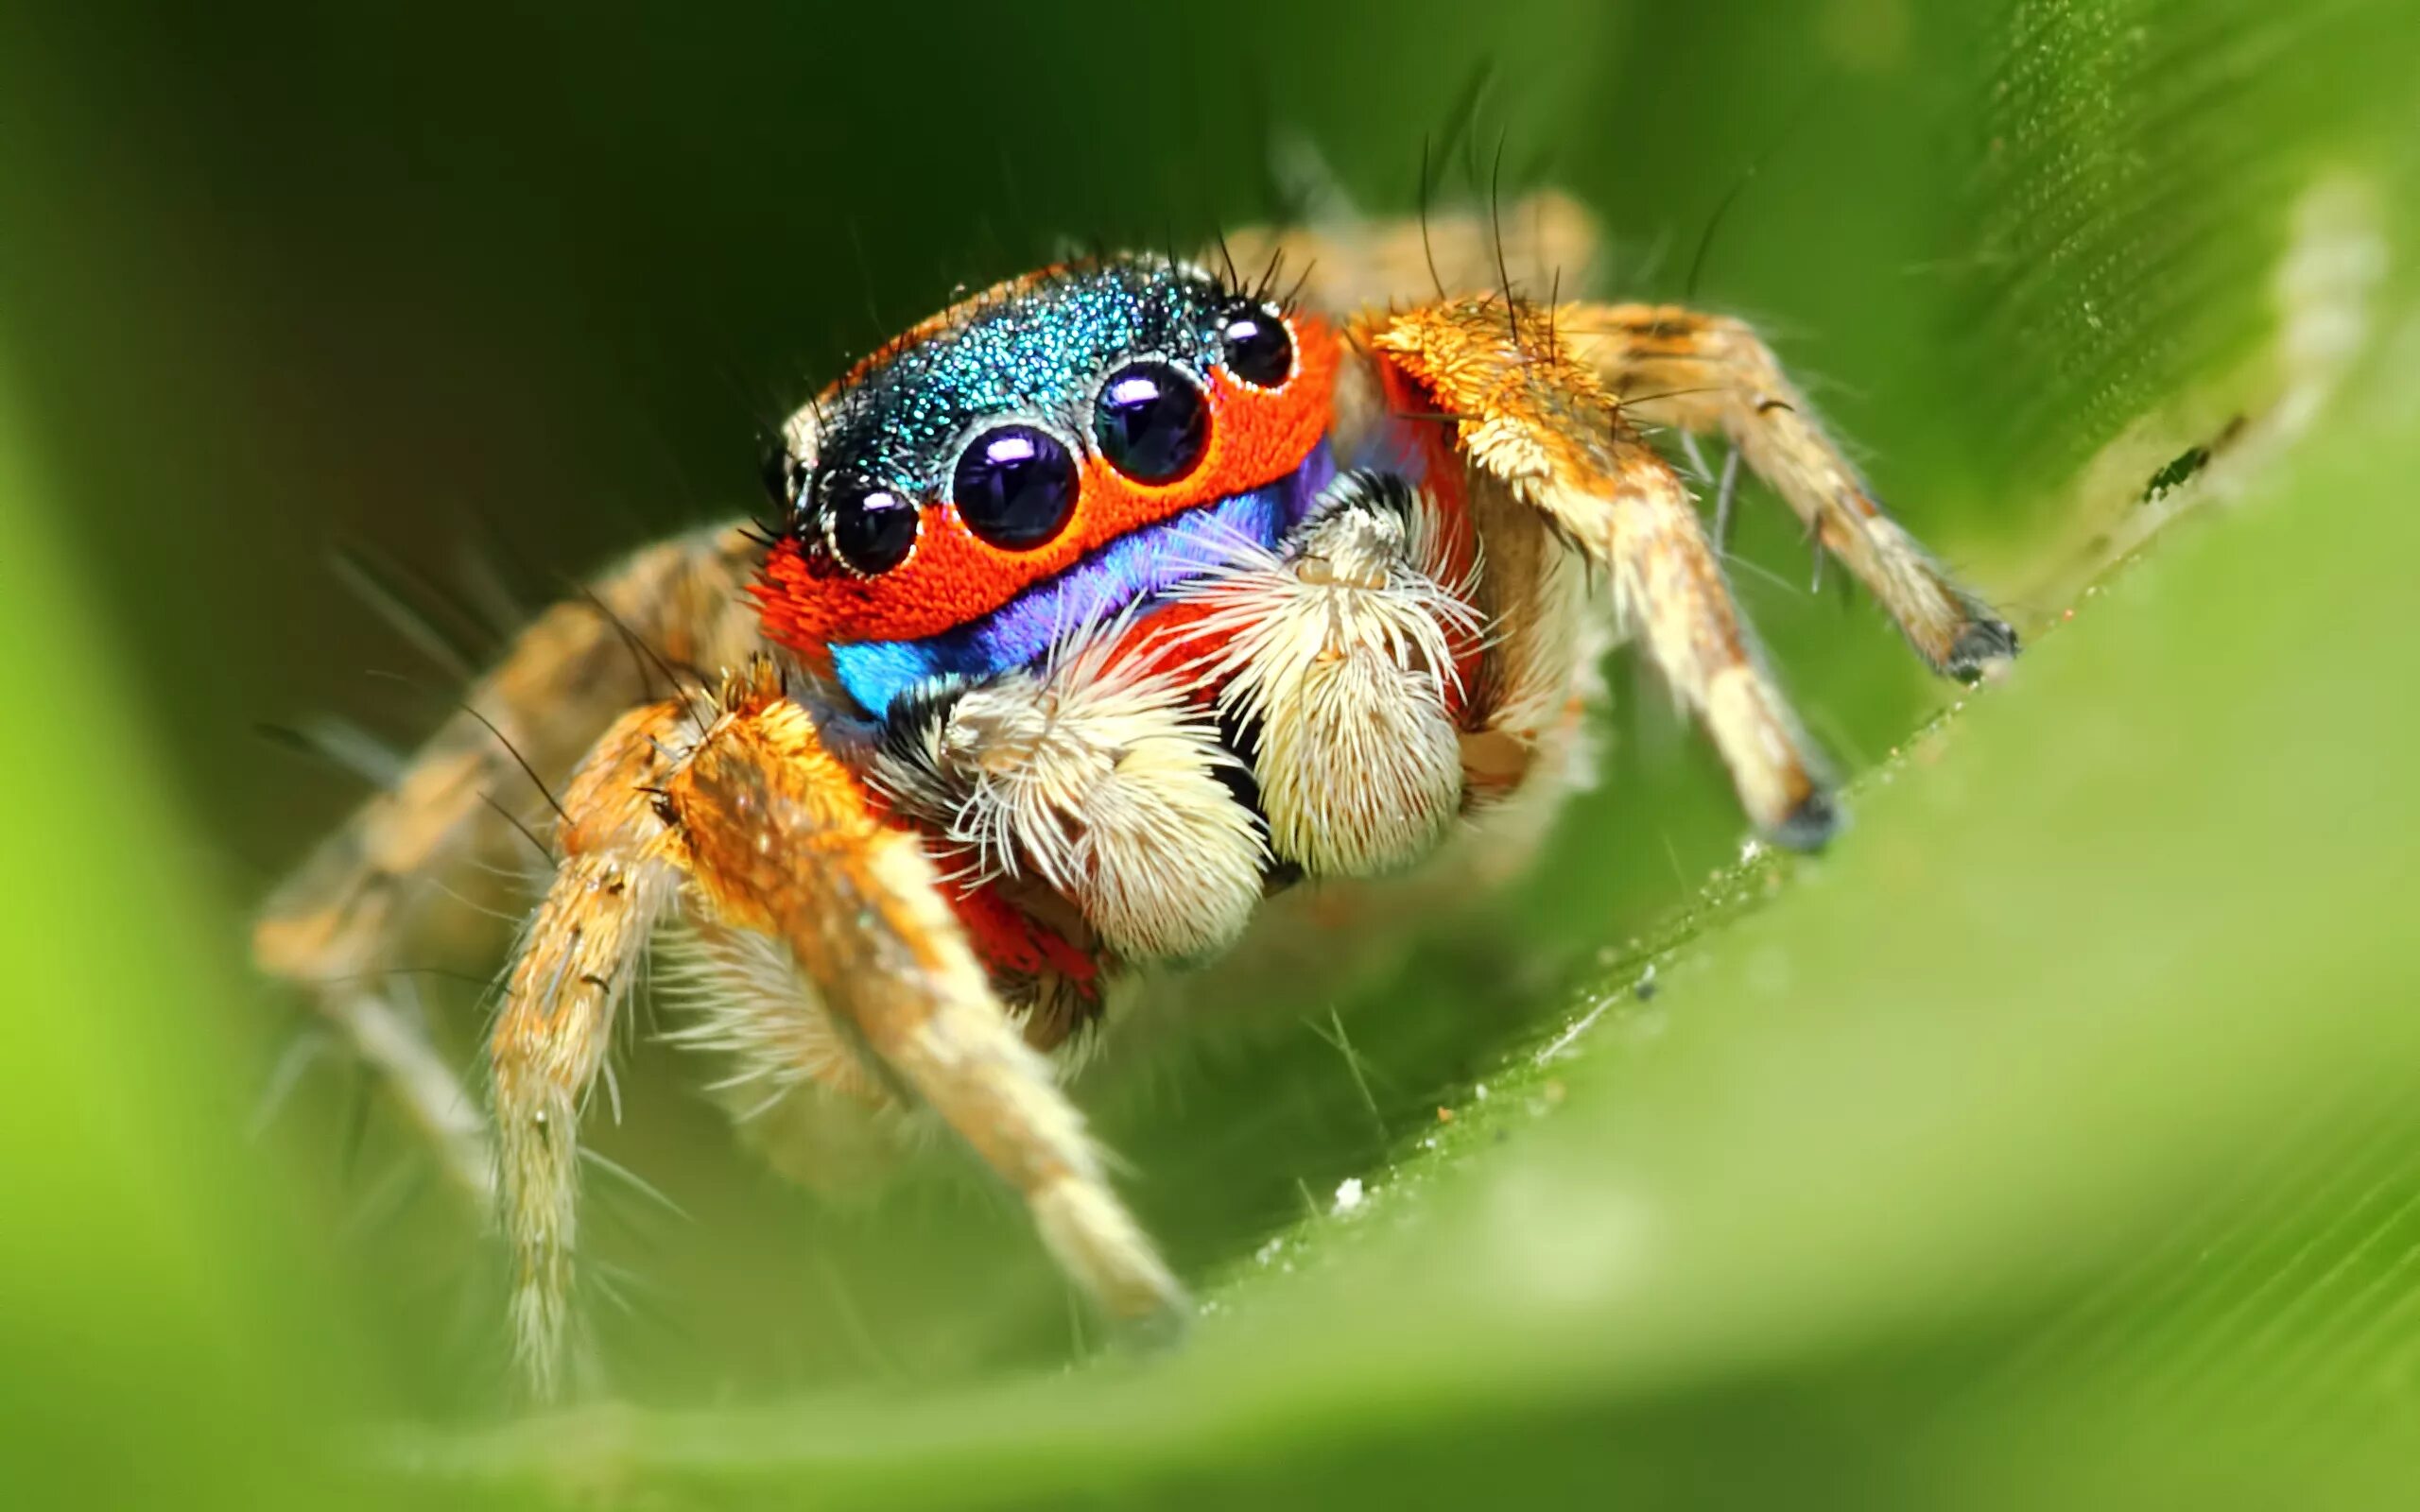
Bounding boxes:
1945 618 2020 682
1110 1292 1194 1357
1767 788 1841 853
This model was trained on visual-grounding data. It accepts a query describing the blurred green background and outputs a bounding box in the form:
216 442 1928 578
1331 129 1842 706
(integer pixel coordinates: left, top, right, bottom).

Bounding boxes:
3 0 2417 1505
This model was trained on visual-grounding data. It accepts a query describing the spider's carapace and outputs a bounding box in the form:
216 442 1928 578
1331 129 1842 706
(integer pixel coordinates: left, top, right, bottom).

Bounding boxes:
755 262 1349 713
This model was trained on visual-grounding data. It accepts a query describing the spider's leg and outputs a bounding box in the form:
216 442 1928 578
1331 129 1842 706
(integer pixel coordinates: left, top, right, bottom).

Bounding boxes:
488 696 689 1400
651 660 1184 1349
252 524 763 1203
1367 297 1838 847
1560 302 2017 679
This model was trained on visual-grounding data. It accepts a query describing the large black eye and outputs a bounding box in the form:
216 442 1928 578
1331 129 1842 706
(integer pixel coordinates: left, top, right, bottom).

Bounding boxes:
1219 304 1294 387
822 479 919 576
1092 361 1208 484
952 424 1079 549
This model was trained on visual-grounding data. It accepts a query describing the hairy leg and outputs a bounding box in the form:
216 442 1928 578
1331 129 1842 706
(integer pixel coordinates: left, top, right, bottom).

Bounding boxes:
652 662 1185 1349
1367 297 1838 845
488 698 690 1400
1561 302 2017 678
252 524 762 1199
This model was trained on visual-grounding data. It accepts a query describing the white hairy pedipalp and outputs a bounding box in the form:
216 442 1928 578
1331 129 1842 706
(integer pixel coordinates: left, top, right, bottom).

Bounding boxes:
1166 473 1484 878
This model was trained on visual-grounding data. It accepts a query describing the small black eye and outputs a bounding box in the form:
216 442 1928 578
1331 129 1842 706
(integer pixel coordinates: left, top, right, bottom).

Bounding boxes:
822 480 919 576
953 424 1079 549
1092 361 1209 485
1219 305 1294 387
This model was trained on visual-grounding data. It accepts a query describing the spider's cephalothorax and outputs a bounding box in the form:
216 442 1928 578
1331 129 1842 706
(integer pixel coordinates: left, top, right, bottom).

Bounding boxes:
755 258 1490 1000
251 198 2017 1399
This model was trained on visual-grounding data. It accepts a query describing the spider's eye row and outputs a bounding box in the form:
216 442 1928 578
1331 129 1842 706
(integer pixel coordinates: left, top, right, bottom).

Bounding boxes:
822 479 920 576
953 424 1080 550
802 296 1301 575
1092 360 1208 485
1219 303 1294 388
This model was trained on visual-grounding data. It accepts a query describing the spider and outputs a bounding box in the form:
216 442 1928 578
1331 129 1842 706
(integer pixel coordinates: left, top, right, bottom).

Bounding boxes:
252 191 2014 1400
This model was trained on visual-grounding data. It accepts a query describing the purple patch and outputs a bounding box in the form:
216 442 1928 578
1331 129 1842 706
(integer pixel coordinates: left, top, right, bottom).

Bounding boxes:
832 442 1334 718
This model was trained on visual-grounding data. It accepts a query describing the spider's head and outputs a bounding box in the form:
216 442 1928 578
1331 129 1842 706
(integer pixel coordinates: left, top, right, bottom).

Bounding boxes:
753 258 1339 719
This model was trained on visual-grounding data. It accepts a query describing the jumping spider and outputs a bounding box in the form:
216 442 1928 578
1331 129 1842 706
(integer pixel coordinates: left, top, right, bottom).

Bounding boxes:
253 193 2014 1400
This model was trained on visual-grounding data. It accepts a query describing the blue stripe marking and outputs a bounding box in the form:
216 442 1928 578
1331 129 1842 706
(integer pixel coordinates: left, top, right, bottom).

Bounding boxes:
832 443 1335 719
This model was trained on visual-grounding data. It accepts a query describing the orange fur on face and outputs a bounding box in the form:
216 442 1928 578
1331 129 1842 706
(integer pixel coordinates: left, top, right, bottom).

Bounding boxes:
754 315 1341 651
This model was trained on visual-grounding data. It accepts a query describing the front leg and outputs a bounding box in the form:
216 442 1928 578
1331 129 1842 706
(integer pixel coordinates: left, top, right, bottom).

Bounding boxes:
1368 298 1839 847
493 661 1186 1399
653 662 1187 1339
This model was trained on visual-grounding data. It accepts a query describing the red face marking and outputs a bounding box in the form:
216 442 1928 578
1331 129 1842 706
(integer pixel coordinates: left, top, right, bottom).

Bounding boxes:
754 311 1340 651
1368 351 1488 710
